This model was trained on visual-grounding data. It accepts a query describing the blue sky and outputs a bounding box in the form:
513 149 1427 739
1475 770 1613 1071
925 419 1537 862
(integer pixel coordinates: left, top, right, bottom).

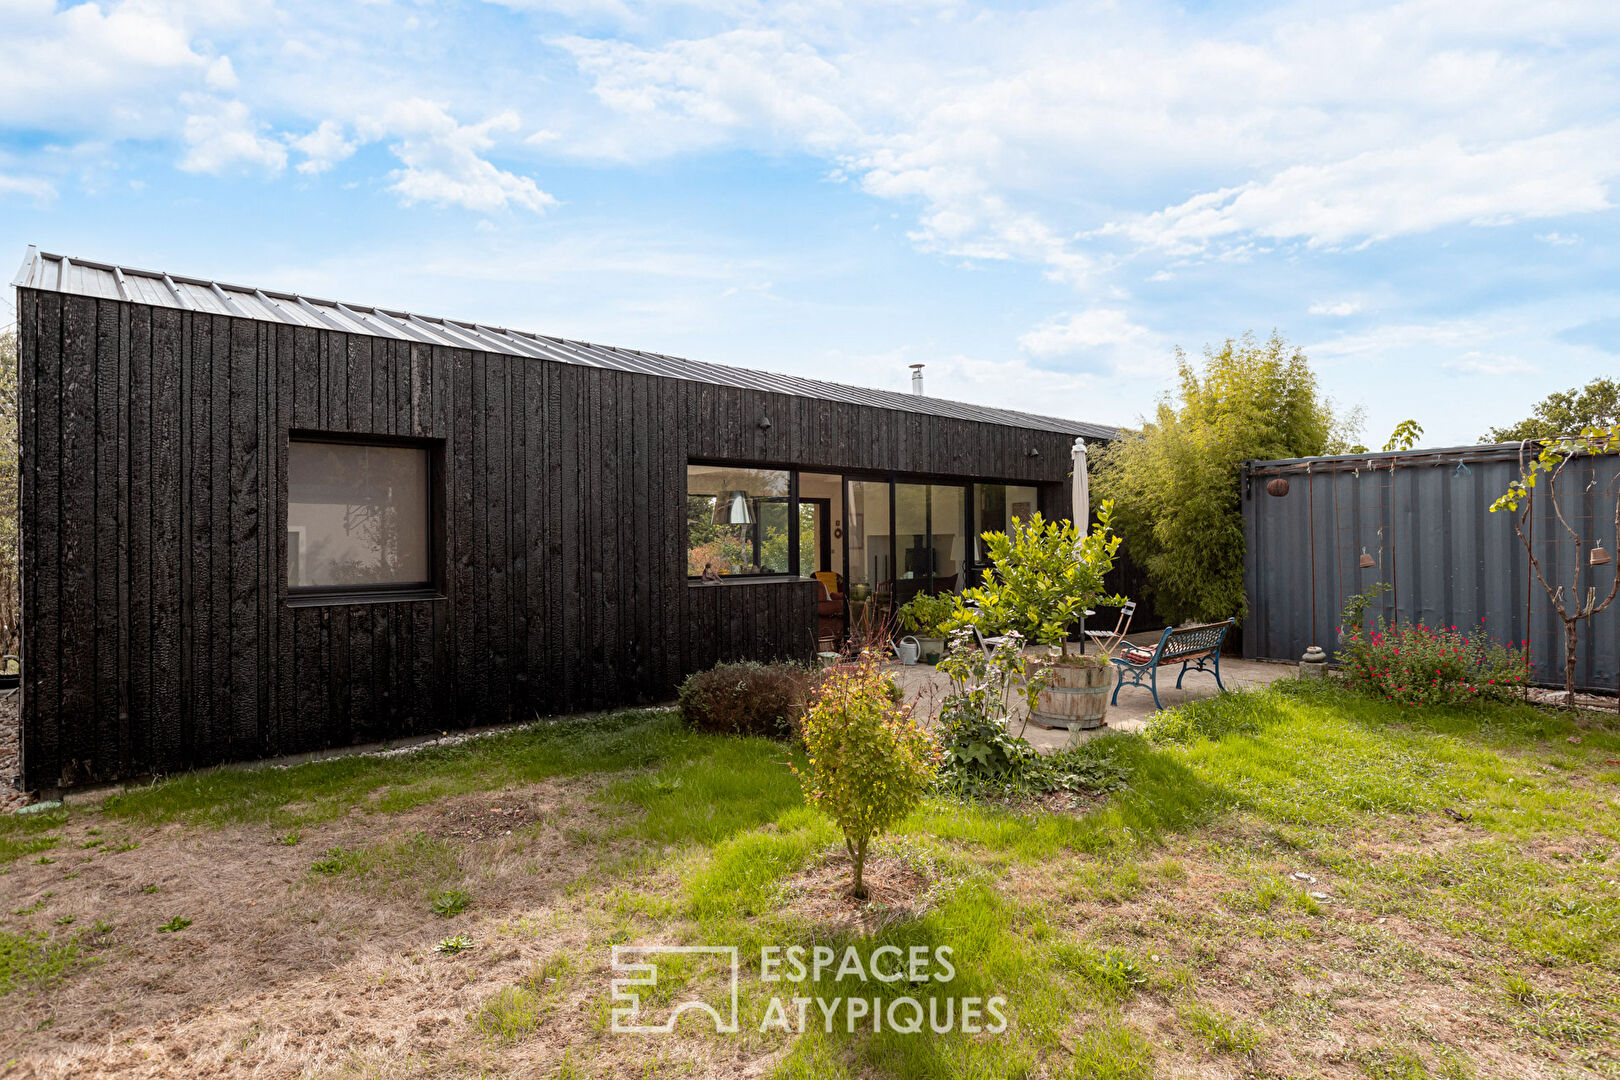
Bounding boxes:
2 0 1617 446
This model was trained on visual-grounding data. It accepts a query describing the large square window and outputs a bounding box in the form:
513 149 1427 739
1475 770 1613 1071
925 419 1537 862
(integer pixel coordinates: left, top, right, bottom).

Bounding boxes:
687 465 791 577
288 437 434 593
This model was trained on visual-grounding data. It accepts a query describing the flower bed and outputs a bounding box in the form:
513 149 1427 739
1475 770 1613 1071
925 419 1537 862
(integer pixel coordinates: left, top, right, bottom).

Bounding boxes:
1337 618 1529 706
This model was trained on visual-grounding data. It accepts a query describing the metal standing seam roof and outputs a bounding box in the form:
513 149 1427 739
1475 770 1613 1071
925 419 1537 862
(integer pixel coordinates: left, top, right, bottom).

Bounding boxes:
12 247 1117 441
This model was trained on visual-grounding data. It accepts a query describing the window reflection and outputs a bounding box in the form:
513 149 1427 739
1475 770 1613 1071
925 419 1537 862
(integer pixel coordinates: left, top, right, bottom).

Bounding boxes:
288 441 430 589
686 465 791 576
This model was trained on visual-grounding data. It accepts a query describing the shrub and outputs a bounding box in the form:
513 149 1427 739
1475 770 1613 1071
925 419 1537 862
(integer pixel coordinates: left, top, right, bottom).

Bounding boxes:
934 634 1134 798
959 507 1123 646
1092 331 1356 624
1338 587 1529 706
935 632 1048 794
896 592 958 638
794 658 940 897
677 661 811 738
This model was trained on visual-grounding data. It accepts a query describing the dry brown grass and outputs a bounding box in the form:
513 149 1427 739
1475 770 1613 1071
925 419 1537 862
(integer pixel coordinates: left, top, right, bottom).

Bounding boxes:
0 777 635 1079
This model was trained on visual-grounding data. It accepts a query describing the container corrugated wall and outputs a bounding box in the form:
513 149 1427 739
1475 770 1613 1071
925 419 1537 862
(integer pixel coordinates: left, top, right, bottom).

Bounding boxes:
1242 444 1619 693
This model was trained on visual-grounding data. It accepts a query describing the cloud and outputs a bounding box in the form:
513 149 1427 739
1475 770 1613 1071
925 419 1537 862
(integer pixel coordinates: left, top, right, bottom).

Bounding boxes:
179 98 287 175
1558 316 1620 353
366 100 557 214
1535 231 1581 245
1017 309 1168 376
1309 300 1361 317
0 172 56 201
1442 351 1538 376
292 120 356 175
1107 131 1619 253
0 0 253 136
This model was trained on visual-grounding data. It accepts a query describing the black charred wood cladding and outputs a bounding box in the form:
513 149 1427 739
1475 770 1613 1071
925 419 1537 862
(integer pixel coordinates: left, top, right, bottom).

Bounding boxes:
17 290 1079 788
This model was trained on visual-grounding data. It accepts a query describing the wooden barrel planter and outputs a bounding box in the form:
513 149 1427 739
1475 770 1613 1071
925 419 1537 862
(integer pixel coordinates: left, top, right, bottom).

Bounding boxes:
1030 660 1111 730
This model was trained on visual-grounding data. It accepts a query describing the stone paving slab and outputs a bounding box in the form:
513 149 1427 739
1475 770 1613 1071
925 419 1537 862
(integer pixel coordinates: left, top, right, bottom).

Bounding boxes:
887 654 1297 751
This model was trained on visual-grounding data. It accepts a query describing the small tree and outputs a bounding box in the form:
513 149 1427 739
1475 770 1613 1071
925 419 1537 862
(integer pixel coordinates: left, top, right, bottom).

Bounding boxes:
958 503 1124 650
794 658 939 898
1489 426 1620 705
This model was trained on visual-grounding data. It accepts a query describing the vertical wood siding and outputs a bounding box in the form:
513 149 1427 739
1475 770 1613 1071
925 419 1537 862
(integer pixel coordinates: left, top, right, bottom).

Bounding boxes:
19 291 1078 789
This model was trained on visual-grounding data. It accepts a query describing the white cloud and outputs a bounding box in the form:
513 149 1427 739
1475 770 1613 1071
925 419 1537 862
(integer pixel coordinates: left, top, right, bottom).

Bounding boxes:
0 172 56 201
1020 309 1155 358
366 100 557 214
205 56 239 92
1535 231 1581 245
0 1 255 135
179 98 287 175
1442 351 1538 376
292 120 356 175
1108 130 1619 253
1309 300 1361 317
1017 309 1171 381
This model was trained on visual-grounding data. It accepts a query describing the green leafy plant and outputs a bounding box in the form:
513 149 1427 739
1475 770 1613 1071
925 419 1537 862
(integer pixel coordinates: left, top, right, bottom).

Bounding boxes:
1337 602 1530 707
793 657 940 897
959 504 1124 647
934 634 1132 798
934 632 1048 792
157 916 192 933
435 933 475 955
676 661 812 738
1093 331 1356 623
431 889 471 918
1382 419 1423 451
896 591 958 638
310 848 348 875
1489 425 1620 704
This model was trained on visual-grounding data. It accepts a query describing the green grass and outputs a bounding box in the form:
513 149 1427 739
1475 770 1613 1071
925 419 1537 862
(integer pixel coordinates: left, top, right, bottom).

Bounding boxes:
0 807 66 866
12 682 1620 1079
1065 1020 1154 1080
0 930 81 995
97 708 692 827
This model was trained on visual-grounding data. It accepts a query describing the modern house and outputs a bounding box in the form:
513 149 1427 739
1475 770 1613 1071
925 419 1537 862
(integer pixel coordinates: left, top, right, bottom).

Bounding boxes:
11 248 1115 791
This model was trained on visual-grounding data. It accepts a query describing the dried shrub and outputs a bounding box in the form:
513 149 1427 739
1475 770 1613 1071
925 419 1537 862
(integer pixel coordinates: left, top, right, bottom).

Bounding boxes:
677 661 812 738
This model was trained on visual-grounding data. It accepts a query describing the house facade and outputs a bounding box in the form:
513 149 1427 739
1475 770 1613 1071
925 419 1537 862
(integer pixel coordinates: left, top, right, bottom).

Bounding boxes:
12 248 1113 791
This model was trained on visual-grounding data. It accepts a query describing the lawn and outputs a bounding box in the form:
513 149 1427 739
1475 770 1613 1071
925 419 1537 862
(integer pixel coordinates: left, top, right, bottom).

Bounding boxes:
0 679 1617 1079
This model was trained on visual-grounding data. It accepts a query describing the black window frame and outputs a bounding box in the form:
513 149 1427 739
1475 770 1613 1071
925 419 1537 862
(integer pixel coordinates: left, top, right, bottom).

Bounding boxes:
686 458 1046 591
285 429 448 607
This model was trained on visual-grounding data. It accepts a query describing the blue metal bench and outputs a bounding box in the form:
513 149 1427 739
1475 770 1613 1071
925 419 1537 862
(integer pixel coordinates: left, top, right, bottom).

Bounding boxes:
1110 619 1233 711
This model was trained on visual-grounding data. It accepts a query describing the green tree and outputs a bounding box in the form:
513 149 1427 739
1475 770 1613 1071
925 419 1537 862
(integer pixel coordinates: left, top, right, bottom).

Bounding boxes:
958 505 1124 647
1092 331 1356 624
1484 377 1619 443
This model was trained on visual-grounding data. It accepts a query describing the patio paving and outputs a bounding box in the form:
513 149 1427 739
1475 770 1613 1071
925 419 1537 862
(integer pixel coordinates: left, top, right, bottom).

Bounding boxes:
886 652 1297 751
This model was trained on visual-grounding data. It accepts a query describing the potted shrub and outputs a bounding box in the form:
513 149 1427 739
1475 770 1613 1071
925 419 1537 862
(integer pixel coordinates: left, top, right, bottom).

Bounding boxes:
896 592 957 663
959 503 1126 730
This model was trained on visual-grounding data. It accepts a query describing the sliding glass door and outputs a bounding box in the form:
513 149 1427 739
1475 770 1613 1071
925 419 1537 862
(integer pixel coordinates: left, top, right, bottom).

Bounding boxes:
848 479 967 607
